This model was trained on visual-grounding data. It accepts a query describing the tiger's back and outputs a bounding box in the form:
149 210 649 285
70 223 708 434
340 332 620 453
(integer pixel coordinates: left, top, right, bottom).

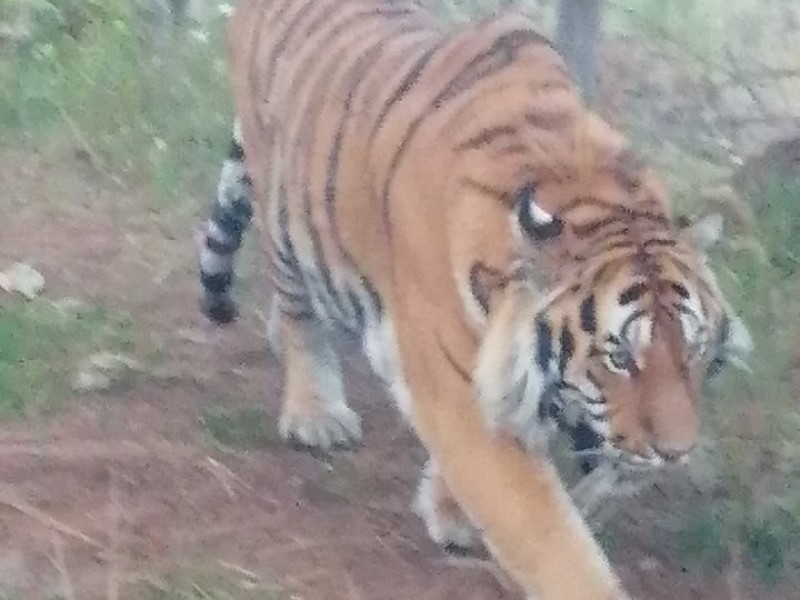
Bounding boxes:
226 0 581 340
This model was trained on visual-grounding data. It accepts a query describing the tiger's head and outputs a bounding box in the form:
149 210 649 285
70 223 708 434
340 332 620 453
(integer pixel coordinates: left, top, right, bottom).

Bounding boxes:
473 164 751 470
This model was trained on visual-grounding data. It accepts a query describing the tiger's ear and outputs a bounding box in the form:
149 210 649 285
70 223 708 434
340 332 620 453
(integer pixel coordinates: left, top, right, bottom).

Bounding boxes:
707 313 753 379
678 213 724 252
514 183 564 242
726 314 753 372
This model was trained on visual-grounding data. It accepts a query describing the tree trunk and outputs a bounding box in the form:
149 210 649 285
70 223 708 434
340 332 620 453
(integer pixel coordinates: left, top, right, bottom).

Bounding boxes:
556 0 604 105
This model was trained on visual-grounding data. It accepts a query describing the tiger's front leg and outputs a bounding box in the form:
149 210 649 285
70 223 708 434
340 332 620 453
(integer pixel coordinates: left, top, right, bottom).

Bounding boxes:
393 294 629 600
413 458 482 555
277 303 362 451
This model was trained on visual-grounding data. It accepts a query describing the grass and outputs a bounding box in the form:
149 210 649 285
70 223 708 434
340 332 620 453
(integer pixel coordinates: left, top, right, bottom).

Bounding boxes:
690 175 800 582
0 295 134 418
0 0 232 205
200 405 280 450
0 0 798 589
133 565 291 600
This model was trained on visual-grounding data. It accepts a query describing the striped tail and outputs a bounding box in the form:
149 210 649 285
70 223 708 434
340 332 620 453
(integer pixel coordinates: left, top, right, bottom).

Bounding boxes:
198 121 253 324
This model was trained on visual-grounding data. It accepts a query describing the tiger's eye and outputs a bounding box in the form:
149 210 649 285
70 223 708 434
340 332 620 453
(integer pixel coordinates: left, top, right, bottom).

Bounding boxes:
607 347 632 372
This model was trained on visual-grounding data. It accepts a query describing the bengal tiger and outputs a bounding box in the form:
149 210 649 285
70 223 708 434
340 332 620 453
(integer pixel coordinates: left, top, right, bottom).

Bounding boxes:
196 0 752 598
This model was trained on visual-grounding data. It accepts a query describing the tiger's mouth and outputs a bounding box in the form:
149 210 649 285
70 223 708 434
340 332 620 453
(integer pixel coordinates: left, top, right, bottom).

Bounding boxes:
546 386 693 472
602 441 690 470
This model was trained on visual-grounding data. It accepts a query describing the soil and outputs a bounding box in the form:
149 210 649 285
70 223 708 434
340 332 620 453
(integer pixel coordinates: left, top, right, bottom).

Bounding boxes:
0 146 794 600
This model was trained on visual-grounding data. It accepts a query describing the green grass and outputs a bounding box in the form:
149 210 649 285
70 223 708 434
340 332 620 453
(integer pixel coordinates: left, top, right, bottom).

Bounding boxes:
1 0 798 588
0 0 232 204
665 175 800 583
0 295 134 418
134 566 291 600
200 405 280 450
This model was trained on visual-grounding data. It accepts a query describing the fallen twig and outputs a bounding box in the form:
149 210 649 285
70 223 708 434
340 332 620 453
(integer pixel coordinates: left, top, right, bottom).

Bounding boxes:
50 533 77 600
0 485 106 550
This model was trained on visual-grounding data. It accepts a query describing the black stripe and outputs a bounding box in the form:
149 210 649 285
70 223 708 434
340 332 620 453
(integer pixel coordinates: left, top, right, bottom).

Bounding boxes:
304 5 420 52
323 30 420 322
643 237 677 249
303 26 416 323
572 215 622 238
252 0 319 138
469 265 490 315
276 191 304 286
248 0 283 138
618 282 647 305
432 30 546 108
201 271 232 294
562 196 618 212
600 226 632 240
718 313 730 343
369 42 444 148
325 28 422 263
280 305 317 322
523 110 573 130
206 235 238 255
568 421 604 475
212 202 249 239
597 239 635 254
293 33 379 322
382 29 546 235
455 124 517 152
538 381 561 422
671 282 691 299
273 280 311 305
494 143 529 156
437 336 472 384
559 323 575 375
637 211 670 226
228 139 244 161
620 309 647 343
347 290 365 332
461 177 511 203
535 318 553 373
468 262 507 314
579 295 597 334
585 369 605 401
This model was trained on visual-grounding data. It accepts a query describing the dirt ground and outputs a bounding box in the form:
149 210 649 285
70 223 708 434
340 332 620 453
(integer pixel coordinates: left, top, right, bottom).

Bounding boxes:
0 146 793 600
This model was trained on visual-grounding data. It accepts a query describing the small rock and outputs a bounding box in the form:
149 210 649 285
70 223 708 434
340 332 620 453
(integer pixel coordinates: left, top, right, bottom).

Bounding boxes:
73 370 112 393
0 262 45 299
637 556 661 572
87 352 139 372
72 352 140 393
52 297 86 316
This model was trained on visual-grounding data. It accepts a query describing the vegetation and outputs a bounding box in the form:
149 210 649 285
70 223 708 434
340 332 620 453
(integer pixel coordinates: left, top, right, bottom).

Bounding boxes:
0 296 134 418
135 565 291 600
0 0 797 591
0 0 232 203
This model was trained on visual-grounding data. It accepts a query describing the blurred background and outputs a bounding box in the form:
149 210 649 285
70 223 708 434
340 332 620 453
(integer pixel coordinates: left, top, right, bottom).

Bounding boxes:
0 1 798 599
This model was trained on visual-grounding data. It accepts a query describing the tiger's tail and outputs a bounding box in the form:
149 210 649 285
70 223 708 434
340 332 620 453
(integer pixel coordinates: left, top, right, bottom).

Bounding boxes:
197 120 253 324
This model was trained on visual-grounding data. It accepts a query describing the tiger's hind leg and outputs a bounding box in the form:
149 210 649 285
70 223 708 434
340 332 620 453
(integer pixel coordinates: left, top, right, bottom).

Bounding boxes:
276 300 362 451
413 458 483 556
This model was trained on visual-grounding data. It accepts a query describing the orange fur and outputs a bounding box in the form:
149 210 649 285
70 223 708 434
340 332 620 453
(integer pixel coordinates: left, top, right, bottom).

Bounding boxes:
202 1 752 598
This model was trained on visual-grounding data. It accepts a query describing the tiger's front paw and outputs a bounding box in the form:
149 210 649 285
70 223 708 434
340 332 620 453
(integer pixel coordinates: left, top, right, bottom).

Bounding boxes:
413 463 483 556
279 402 362 451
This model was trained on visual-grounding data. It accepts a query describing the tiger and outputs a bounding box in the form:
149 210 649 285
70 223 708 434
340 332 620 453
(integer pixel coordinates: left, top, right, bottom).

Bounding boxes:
196 0 752 598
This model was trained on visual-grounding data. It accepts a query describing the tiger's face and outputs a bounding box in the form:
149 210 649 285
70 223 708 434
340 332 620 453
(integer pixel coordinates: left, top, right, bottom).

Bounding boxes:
553 254 749 468
474 186 752 470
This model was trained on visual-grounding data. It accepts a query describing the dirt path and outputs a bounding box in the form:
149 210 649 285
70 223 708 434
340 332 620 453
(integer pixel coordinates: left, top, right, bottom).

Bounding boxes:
0 146 790 600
